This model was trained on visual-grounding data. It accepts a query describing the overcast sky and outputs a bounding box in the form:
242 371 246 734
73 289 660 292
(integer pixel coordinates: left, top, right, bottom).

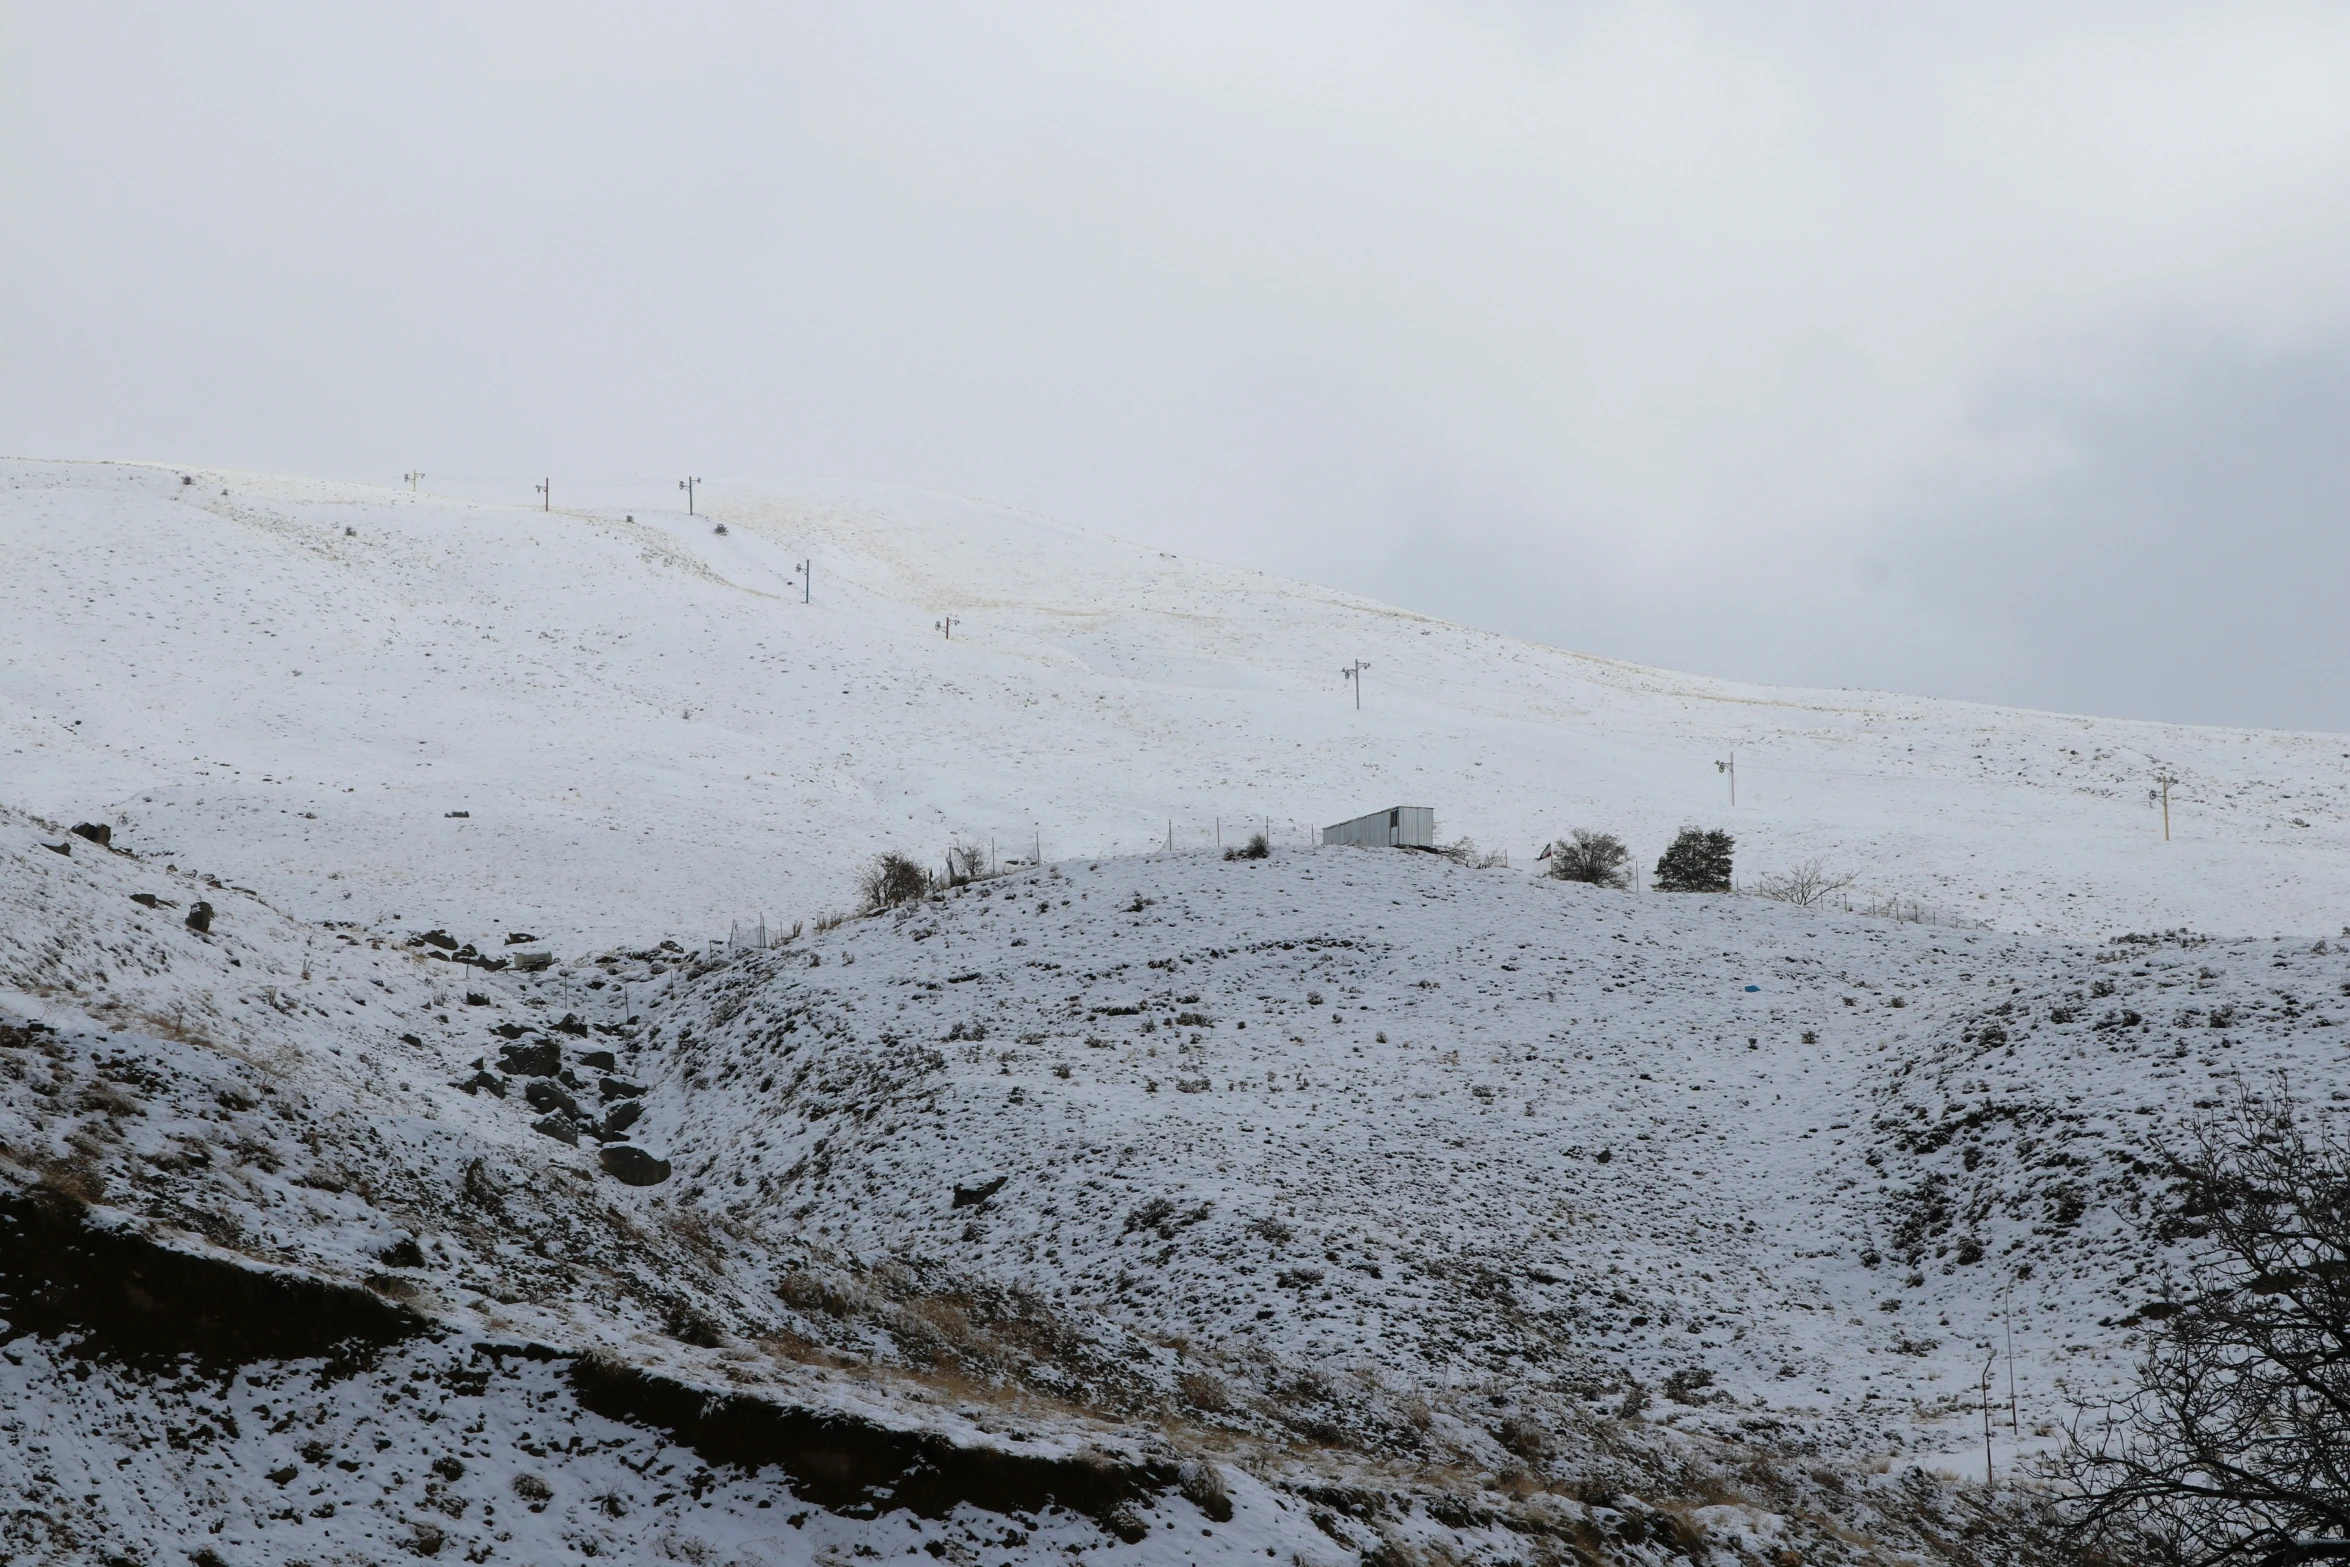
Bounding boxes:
6 3 2347 731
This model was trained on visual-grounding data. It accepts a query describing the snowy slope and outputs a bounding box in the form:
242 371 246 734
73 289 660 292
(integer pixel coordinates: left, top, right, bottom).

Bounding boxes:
10 796 2345 1562
4 457 2346 954
6 455 2349 1564
631 845 2350 1466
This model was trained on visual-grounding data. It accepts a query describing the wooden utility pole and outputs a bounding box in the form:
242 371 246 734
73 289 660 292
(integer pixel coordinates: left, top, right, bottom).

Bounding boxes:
1981 1348 1998 1487
2004 1280 2020 1435
403 470 424 492
1717 752 1736 807
942 616 958 640
535 478 549 511
1341 660 1369 709
2157 774 2174 840
678 476 702 515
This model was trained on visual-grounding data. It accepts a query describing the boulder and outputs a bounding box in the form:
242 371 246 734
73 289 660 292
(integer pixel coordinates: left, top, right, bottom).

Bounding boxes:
496 1039 560 1077
598 1076 645 1102
455 1072 507 1098
524 1080 581 1120
70 822 112 847
552 1013 589 1036
953 1175 1009 1208
530 1114 579 1146
185 901 214 934
377 1236 427 1268
578 1050 617 1071
599 1145 671 1186
602 1101 644 1135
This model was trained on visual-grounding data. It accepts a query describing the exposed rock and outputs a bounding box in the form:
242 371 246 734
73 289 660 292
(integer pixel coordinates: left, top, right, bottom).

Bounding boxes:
377 1236 428 1269
497 1040 560 1077
553 1013 589 1036
504 932 540 945
602 1101 644 1135
70 822 112 847
598 1076 645 1102
530 1113 580 1146
42 841 69 856
185 901 214 933
578 1050 617 1071
455 1071 507 1098
414 930 459 951
953 1175 1009 1208
599 1145 671 1186
492 1022 527 1039
524 1080 582 1120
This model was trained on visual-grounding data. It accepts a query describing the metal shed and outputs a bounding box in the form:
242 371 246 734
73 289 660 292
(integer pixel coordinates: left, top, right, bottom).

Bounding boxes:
1322 805 1437 849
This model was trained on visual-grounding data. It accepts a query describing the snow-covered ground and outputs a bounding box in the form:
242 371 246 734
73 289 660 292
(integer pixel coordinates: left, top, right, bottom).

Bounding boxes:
4 457 2347 1563
4 457 2345 951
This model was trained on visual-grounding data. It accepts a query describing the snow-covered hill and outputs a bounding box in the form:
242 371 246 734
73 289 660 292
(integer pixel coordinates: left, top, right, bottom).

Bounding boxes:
6 457 2348 1564
7 792 2346 1563
4 458 2345 952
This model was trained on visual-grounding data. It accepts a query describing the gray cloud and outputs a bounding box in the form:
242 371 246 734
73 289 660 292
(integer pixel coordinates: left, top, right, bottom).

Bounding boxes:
4 2 2346 727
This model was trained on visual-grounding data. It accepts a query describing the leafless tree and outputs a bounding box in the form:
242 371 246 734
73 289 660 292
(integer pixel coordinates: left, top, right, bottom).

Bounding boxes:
1547 828 1630 888
944 838 994 885
1752 858 1858 908
2061 1085 2350 1566
858 851 932 912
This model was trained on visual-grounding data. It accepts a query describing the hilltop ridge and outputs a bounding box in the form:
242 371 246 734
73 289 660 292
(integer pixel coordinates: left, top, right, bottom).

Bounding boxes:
3 457 2344 952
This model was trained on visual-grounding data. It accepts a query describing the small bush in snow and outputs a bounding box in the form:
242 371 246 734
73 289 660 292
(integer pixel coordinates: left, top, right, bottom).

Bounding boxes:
1653 828 1734 892
858 851 931 912
1752 857 1856 907
944 838 995 885
1546 829 1630 888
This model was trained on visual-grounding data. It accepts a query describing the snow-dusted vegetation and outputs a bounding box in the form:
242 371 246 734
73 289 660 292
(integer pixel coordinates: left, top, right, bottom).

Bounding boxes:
3 461 2346 1563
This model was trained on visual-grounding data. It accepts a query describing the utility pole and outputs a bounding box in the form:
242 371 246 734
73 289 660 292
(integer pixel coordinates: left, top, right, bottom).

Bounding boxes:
1341 660 1370 710
1717 752 1736 807
2155 774 2174 840
403 471 424 493
535 478 549 512
2003 1279 2020 1435
1981 1348 1999 1487
941 616 958 640
678 476 702 515
799 560 811 604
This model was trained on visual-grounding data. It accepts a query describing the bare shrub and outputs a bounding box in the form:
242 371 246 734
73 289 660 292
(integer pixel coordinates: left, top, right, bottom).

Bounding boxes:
1435 837 1508 869
1223 832 1270 861
1546 829 1630 888
2061 1084 2350 1566
858 851 932 913
944 839 995 886
1752 858 1857 908
1178 1370 1231 1411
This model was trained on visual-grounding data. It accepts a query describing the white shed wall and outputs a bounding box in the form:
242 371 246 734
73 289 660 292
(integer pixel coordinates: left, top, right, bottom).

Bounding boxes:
1321 806 1436 849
